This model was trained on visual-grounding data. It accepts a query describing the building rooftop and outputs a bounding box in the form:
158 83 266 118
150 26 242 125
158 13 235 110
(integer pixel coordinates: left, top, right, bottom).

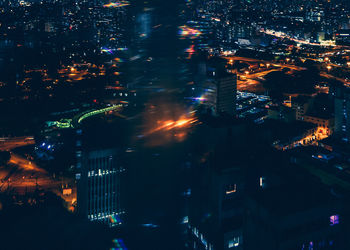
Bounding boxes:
304 111 334 120
259 119 317 142
292 95 312 105
250 176 336 217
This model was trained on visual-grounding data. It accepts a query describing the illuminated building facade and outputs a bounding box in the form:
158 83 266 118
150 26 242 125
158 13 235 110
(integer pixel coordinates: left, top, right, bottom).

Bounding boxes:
77 147 123 227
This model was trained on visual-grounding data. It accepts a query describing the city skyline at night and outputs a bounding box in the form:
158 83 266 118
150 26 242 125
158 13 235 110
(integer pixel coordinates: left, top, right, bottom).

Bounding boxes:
0 0 350 249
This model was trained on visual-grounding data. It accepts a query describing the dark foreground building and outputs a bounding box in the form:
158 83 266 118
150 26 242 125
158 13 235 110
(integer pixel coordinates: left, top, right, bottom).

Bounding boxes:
77 147 123 227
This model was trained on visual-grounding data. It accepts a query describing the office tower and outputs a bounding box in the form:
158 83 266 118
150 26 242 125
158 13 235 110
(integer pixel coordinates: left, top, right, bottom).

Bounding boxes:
216 72 237 116
334 86 350 142
77 146 123 227
188 142 245 249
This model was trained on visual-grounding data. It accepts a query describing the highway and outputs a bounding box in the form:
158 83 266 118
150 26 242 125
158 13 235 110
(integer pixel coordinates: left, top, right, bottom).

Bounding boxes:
0 136 35 151
260 28 339 47
0 152 76 209
223 55 308 92
9 153 46 174
0 153 55 194
223 55 349 92
0 138 69 198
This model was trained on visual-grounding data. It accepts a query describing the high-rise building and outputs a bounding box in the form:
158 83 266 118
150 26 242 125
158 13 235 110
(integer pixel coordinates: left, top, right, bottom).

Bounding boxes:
76 141 124 227
216 73 237 116
189 163 244 250
334 86 350 142
187 128 250 250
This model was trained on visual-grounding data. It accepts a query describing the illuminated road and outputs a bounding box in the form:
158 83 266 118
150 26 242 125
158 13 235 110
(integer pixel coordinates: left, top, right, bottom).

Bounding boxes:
0 136 35 151
320 73 350 86
0 154 53 193
9 153 46 174
223 55 306 71
260 28 338 47
223 54 350 92
223 55 308 92
0 153 75 207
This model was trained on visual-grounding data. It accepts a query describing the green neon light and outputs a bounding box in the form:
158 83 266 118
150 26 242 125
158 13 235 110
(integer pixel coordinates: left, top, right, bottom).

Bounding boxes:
77 105 122 124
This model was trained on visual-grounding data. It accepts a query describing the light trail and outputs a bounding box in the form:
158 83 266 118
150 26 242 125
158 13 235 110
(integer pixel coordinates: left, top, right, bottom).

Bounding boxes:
9 153 47 174
103 1 130 8
76 104 123 125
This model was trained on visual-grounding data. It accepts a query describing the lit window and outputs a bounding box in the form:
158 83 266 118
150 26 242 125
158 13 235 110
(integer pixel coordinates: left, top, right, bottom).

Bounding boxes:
259 177 264 187
330 215 339 226
228 237 240 248
182 216 188 224
226 184 237 194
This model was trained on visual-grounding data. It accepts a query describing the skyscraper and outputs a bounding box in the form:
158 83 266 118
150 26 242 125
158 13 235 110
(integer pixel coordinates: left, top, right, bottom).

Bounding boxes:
334 85 350 142
77 146 124 227
216 72 237 116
